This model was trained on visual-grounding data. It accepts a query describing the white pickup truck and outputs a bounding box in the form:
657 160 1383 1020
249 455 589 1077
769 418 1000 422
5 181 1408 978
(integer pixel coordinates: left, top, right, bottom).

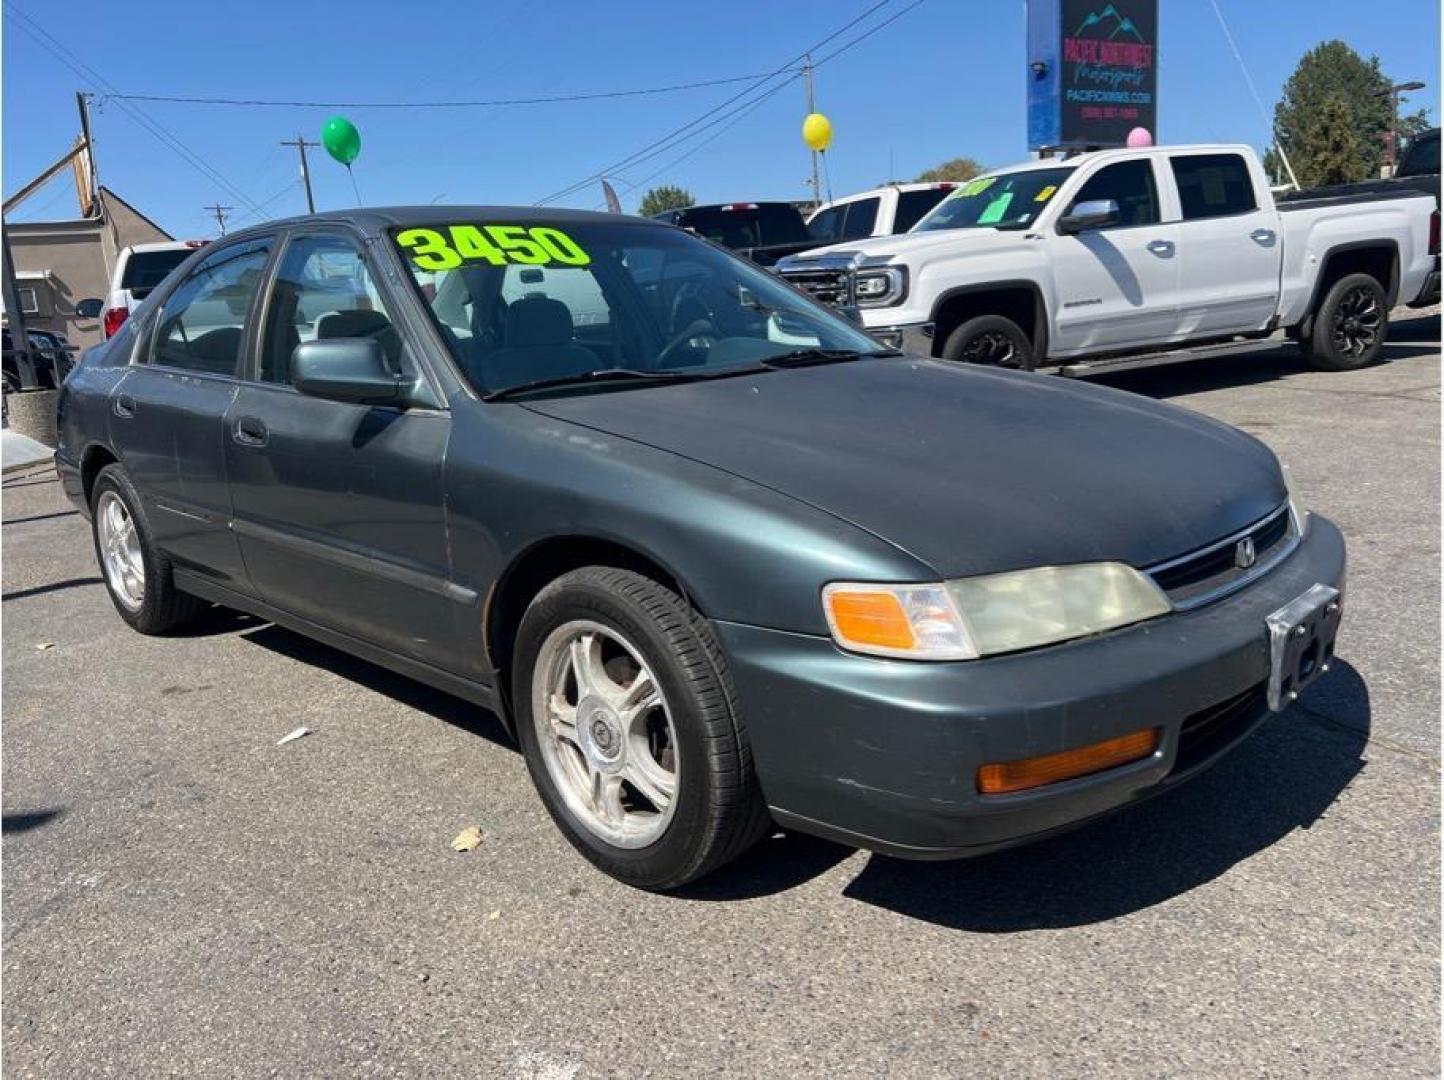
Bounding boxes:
776 144 1440 374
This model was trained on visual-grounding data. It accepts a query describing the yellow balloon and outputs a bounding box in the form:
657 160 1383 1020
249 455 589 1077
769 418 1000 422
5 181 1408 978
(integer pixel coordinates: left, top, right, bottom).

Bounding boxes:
802 112 833 152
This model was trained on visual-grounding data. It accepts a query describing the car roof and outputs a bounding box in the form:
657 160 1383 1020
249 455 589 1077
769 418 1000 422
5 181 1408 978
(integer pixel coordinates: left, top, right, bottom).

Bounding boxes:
220 205 663 244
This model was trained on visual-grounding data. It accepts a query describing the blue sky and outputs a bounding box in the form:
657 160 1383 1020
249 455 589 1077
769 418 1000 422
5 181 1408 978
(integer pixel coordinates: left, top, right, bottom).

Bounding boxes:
4 0 1439 237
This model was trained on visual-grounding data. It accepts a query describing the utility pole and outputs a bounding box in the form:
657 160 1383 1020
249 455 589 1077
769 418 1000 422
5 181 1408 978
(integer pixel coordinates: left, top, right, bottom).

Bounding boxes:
803 54 821 209
280 134 320 213
76 91 98 215
204 203 233 235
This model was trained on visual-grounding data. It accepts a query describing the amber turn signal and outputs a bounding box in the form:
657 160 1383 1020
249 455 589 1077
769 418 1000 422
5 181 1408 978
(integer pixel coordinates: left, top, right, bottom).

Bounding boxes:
977 728 1161 795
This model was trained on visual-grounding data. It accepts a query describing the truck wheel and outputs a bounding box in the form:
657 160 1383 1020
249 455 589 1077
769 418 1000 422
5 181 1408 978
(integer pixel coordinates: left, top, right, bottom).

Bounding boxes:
512 567 771 890
90 463 208 634
1306 273 1388 371
941 315 1036 370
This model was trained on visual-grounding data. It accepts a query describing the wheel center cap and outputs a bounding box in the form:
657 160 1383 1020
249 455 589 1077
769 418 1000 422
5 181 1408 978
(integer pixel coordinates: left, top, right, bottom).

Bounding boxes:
576 697 624 770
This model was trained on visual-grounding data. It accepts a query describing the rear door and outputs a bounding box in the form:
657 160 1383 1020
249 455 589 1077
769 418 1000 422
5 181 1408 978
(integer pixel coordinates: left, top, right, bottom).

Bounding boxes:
107 236 274 593
223 229 464 671
1166 152 1281 336
1047 158 1181 354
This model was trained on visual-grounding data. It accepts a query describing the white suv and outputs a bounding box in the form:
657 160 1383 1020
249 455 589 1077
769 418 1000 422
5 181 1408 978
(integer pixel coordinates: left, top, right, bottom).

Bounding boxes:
805 183 958 245
101 240 206 339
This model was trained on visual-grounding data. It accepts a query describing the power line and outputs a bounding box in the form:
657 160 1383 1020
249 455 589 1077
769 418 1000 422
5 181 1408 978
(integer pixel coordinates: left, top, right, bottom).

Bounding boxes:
1208 0 1299 188
535 0 928 207
228 180 303 228
3 7 263 213
533 0 895 206
104 72 786 109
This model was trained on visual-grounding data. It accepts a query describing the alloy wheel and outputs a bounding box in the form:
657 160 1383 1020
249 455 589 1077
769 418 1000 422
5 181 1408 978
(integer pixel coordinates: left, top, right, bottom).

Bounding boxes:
1331 286 1382 359
530 620 679 849
961 330 1021 367
97 491 145 611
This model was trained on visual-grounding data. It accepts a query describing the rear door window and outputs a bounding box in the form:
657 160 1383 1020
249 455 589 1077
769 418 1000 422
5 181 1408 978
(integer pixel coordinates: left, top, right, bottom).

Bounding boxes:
1170 154 1257 220
808 205 845 244
149 240 271 376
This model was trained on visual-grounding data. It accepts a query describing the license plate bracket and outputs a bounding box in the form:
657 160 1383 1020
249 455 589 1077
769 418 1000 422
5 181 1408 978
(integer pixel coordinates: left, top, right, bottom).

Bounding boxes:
1265 583 1343 711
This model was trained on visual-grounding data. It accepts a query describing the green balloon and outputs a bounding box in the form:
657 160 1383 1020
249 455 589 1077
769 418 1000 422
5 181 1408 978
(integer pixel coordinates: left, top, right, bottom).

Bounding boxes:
322 116 361 166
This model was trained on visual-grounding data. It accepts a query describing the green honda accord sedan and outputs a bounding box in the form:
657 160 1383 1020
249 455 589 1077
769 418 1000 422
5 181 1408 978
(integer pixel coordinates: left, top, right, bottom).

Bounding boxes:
56 207 1344 888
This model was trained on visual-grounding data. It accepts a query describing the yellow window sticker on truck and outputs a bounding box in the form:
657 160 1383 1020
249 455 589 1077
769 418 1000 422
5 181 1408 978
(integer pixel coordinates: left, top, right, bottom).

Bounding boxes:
959 177 995 198
395 225 591 271
1035 185 1058 202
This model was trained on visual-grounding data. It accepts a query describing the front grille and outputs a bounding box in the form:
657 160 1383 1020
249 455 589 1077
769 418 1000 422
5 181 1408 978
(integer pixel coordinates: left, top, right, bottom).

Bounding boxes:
1172 683 1267 774
1147 504 1296 609
780 269 851 308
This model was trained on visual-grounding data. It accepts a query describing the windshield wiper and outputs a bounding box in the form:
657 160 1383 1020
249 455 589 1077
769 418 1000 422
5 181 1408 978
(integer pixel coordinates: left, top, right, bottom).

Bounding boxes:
758 347 901 368
482 367 697 401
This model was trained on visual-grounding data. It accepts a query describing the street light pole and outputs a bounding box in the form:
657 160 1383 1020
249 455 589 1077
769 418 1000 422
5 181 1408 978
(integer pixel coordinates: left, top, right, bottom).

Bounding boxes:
1378 80 1426 176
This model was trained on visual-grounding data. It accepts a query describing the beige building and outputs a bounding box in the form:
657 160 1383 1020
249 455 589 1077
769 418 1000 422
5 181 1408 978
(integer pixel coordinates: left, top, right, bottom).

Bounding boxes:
8 187 172 347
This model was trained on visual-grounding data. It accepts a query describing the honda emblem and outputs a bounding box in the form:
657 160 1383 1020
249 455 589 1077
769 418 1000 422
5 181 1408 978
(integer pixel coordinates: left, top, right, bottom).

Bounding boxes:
1235 536 1257 569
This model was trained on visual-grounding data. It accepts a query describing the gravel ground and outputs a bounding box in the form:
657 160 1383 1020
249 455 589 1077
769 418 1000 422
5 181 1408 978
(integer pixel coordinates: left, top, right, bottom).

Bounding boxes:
3 311 1439 1078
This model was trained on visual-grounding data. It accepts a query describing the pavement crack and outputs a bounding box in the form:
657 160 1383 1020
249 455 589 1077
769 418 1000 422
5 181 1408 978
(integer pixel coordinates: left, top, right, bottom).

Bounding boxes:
1295 703 1441 768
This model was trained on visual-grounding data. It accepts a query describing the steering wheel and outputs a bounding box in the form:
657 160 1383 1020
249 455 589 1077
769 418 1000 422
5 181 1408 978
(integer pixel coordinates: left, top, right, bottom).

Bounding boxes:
656 318 720 369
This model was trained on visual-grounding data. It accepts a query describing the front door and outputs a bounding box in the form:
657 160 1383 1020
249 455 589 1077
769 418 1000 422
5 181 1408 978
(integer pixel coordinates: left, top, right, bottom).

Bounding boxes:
223 230 465 671
107 237 275 593
1167 151 1282 337
1047 158 1180 355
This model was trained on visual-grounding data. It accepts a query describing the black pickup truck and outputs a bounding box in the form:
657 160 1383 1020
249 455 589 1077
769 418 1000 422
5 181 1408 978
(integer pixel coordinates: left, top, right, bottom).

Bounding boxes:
650 202 818 267
1280 128 1439 207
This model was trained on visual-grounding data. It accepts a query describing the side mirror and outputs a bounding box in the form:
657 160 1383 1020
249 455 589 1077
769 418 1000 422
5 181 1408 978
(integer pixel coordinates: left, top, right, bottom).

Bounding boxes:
74 298 104 319
1058 198 1120 234
292 338 408 406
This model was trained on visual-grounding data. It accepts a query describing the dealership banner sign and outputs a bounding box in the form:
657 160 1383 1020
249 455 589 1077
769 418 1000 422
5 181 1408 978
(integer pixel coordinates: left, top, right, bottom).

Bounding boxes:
1027 0 1158 150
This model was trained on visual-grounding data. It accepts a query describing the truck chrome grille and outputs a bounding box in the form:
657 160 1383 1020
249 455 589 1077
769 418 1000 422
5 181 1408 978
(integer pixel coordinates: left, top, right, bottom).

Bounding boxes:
1146 504 1297 610
780 269 851 307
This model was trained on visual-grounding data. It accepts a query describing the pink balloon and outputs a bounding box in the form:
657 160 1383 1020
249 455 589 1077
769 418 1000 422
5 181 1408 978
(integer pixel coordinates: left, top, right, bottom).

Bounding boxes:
1126 127 1154 148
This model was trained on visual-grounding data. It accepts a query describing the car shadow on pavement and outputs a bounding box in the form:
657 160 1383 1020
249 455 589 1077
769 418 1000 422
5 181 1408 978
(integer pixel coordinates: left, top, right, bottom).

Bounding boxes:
1 808 63 834
237 623 514 749
839 661 1370 931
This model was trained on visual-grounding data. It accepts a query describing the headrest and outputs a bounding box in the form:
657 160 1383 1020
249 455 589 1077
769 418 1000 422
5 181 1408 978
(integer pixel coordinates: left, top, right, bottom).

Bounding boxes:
316 309 392 340
504 296 573 347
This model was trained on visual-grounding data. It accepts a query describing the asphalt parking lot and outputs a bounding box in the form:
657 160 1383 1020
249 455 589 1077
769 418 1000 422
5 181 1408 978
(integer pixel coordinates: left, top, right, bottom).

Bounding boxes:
3 313 1439 1078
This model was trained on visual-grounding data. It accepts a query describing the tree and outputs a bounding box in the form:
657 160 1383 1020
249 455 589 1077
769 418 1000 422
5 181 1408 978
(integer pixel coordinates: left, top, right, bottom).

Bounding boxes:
1295 93 1365 186
1272 40 1432 186
912 157 984 183
638 185 694 218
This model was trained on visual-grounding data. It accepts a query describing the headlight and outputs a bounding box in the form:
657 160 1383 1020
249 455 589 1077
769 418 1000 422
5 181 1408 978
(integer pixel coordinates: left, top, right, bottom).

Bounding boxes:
853 266 907 308
823 563 1172 661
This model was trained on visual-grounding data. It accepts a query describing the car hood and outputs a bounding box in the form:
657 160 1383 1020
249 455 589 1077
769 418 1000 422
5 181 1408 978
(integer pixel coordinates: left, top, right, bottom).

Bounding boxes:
524 360 1285 579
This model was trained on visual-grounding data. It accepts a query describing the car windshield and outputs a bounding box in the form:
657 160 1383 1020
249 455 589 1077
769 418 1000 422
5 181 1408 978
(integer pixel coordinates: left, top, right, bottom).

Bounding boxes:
673 205 811 249
392 219 883 398
912 167 1075 232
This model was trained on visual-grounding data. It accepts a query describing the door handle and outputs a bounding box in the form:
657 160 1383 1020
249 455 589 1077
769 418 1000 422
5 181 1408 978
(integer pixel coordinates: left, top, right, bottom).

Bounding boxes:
1147 239 1175 256
233 416 268 447
113 393 136 418
1250 228 1276 244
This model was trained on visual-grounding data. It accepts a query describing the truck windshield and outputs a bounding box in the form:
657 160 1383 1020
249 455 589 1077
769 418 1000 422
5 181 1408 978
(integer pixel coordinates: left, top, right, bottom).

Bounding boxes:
913 167 1075 232
392 219 881 398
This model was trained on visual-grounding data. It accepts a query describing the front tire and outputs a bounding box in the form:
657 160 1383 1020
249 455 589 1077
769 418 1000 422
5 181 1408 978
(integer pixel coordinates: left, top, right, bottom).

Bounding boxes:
940 314 1036 370
1306 272 1388 371
512 567 770 890
90 464 206 634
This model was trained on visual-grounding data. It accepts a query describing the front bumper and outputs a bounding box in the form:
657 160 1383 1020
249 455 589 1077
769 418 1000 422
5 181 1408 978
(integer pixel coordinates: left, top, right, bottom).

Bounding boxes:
715 514 1346 859
869 321 936 356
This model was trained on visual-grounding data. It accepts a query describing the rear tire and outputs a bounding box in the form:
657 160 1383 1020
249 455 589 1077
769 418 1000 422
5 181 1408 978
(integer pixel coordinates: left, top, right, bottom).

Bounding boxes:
941 314 1036 370
90 464 207 634
1305 272 1388 371
512 567 771 890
